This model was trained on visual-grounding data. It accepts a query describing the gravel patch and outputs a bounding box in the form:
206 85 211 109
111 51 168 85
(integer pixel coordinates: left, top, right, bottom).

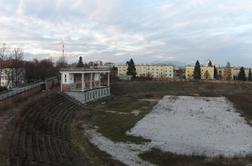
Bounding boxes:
128 96 252 157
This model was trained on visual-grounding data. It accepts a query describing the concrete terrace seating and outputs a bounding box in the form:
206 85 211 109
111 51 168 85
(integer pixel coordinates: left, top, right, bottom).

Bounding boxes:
8 93 84 166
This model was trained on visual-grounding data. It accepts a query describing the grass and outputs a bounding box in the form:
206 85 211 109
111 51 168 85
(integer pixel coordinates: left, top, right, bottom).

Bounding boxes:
85 96 158 143
226 94 252 123
139 148 252 166
70 114 126 166
69 94 158 165
111 80 252 97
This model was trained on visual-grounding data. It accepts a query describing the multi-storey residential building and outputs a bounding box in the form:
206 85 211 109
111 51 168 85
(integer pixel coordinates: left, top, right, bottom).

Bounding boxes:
117 64 174 79
217 67 234 80
104 62 115 68
174 67 185 79
232 67 252 80
0 60 25 88
185 66 214 80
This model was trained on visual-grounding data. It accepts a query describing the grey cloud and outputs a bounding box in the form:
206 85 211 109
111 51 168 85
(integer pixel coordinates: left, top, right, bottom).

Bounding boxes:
0 0 252 66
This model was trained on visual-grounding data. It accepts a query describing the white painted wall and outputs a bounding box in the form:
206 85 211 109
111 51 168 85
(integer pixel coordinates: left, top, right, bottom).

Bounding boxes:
94 73 100 81
61 72 70 84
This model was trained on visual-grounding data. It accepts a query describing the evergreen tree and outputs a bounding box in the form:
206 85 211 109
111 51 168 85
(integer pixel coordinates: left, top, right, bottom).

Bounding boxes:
193 60 201 80
208 60 213 67
248 69 252 81
226 62 231 68
110 66 118 80
77 56 84 67
126 58 137 78
237 67 246 81
214 65 218 79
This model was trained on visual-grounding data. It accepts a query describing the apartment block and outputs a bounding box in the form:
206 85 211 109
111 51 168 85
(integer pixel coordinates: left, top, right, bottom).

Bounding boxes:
185 66 214 80
117 64 174 79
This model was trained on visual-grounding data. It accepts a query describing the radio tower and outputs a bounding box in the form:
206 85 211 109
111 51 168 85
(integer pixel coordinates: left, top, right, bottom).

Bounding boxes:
61 40 65 62
62 40 64 57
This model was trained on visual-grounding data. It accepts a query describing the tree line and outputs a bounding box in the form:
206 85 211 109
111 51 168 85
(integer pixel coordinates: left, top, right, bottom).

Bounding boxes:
0 44 62 89
0 47 120 90
193 60 252 81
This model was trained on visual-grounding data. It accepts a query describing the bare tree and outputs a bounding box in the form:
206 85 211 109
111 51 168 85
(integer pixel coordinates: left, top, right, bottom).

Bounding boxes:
0 45 24 88
4 66 13 88
10 48 24 86
56 55 68 69
0 43 8 86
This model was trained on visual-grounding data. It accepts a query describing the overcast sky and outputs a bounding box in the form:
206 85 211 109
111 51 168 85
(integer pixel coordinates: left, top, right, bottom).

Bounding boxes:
0 0 252 66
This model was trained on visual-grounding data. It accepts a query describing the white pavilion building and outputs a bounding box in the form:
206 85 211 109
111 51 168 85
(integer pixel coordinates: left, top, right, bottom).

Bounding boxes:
60 68 110 103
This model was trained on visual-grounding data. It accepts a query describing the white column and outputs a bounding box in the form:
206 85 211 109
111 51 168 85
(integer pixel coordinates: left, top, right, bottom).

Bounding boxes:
107 72 110 87
82 73 85 92
90 73 93 89
60 74 63 92
99 73 101 87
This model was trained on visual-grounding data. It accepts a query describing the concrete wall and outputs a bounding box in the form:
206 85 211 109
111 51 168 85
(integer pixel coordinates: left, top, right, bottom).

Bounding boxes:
0 77 59 109
0 86 42 109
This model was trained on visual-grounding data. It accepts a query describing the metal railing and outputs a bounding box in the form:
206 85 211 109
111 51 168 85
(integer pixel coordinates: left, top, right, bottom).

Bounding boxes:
66 86 110 104
83 87 110 103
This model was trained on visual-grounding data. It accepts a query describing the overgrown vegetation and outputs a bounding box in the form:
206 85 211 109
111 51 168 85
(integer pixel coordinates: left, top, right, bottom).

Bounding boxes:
70 115 125 166
111 80 252 97
85 96 157 143
139 148 252 166
227 94 252 123
72 80 252 166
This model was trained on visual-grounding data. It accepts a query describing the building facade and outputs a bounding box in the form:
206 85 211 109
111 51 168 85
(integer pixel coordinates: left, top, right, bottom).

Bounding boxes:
185 66 214 80
174 67 185 79
60 68 111 104
0 60 25 88
232 67 252 80
117 64 174 79
217 67 234 80
60 68 110 92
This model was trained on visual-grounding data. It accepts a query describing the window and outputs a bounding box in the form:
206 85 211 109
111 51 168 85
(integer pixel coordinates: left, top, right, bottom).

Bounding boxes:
64 74 67 83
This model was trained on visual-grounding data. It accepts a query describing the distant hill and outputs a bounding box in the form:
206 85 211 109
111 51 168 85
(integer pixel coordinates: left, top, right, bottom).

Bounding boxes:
116 60 186 67
152 61 186 67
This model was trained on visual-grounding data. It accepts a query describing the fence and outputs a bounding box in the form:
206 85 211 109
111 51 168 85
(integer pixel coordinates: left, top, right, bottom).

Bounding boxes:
83 87 110 103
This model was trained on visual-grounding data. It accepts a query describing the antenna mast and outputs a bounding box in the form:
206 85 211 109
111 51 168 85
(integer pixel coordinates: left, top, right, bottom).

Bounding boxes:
62 40 64 57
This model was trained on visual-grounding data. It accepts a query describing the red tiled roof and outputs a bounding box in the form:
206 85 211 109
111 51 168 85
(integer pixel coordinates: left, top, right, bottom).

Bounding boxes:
0 60 22 68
